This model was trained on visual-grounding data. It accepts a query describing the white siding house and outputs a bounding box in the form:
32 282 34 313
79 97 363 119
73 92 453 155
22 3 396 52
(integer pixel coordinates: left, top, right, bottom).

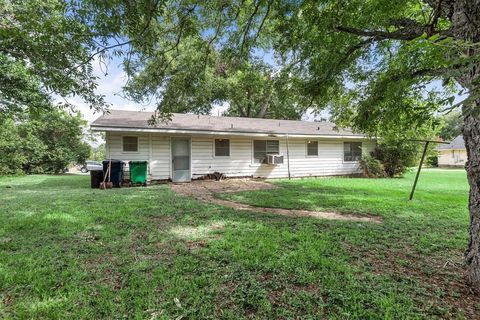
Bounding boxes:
437 135 467 168
92 110 376 182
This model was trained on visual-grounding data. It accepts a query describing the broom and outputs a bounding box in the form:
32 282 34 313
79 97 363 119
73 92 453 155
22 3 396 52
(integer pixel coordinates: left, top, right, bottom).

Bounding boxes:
100 159 113 189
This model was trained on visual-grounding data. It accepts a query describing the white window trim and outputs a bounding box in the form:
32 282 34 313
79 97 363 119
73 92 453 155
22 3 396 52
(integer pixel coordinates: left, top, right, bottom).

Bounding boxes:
213 138 231 158
122 135 140 153
306 140 319 157
343 141 363 163
251 138 281 165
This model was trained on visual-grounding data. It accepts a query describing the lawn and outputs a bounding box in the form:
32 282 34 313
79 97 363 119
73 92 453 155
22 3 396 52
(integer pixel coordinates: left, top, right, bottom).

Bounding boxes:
0 169 477 319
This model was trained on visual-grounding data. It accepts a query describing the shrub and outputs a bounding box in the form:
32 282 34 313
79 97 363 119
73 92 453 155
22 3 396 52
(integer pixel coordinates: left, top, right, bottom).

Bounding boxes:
359 155 386 178
426 151 439 167
372 139 419 178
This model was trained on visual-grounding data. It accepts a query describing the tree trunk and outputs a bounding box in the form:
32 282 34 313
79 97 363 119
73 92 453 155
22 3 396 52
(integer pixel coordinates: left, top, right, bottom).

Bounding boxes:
256 101 269 118
463 102 480 293
451 0 480 293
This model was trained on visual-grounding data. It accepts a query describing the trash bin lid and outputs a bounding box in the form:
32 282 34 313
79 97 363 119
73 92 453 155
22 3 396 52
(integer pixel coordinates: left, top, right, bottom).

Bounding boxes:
129 160 148 164
102 159 125 164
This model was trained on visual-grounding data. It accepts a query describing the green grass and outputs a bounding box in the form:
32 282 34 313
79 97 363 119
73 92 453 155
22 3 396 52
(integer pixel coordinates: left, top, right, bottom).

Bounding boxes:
0 170 476 319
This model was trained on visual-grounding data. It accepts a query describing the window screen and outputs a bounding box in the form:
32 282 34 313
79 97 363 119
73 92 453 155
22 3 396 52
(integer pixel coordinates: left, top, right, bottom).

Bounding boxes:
253 140 279 163
123 136 138 152
344 142 362 161
215 139 230 156
307 141 318 156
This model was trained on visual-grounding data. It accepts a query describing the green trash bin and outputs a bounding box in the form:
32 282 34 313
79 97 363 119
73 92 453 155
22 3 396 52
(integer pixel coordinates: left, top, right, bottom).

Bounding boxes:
129 161 148 186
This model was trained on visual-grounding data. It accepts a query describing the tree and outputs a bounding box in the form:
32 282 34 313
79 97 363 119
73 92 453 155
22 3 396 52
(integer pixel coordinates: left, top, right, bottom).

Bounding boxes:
21 110 91 173
122 31 307 119
268 0 480 291
0 119 27 174
439 111 463 141
84 131 106 162
1 0 109 117
0 109 90 174
89 144 106 162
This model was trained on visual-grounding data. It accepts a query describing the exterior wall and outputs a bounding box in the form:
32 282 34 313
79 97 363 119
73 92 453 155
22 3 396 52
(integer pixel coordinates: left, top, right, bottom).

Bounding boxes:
106 132 376 180
438 149 467 167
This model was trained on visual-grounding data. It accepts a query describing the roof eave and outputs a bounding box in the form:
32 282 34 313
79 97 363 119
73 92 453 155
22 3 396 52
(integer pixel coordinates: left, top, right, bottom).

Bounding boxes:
91 125 370 140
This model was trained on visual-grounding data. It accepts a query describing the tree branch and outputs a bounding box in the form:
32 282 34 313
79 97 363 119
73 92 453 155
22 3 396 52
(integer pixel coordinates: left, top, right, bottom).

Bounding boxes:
335 19 453 42
335 25 424 41
251 0 273 47
66 0 161 76
240 0 261 55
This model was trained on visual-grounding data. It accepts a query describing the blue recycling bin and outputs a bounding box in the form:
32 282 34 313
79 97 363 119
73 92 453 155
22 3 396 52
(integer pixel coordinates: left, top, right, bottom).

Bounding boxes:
102 160 125 187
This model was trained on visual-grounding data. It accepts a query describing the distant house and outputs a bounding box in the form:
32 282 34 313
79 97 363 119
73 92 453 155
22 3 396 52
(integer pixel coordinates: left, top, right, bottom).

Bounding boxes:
91 110 376 182
437 135 467 168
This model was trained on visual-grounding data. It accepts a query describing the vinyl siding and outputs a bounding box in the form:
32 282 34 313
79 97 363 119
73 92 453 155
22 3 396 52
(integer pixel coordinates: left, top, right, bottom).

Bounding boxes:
106 132 376 180
438 149 467 167
106 132 170 180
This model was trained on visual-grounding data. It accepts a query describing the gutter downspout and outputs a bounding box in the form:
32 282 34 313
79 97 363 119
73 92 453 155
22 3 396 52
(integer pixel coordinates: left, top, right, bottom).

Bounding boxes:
286 134 291 180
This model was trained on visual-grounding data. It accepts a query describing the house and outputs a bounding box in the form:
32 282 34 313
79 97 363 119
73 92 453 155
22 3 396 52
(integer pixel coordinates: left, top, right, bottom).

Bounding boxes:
436 135 467 168
91 110 376 182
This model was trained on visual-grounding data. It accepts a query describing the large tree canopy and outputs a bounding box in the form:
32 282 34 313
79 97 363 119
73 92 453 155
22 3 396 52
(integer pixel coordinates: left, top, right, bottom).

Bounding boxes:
3 0 480 292
0 0 112 117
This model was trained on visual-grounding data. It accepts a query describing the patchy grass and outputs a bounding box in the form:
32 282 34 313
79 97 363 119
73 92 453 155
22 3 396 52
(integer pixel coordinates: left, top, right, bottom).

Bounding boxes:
0 170 477 319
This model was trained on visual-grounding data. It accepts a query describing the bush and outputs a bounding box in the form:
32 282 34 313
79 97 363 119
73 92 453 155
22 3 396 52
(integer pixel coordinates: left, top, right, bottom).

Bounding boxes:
358 137 422 178
426 152 439 167
372 139 419 178
359 155 386 178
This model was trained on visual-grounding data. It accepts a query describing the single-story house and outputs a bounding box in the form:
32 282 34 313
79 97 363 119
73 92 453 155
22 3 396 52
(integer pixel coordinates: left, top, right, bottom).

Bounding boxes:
91 110 376 182
436 135 467 168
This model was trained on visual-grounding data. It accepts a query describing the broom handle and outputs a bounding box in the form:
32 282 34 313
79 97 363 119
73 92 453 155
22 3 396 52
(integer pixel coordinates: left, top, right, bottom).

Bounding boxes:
108 160 112 182
102 165 109 183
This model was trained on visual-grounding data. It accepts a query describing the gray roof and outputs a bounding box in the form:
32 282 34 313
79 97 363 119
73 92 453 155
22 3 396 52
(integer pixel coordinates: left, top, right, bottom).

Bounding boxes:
437 135 465 150
91 110 365 137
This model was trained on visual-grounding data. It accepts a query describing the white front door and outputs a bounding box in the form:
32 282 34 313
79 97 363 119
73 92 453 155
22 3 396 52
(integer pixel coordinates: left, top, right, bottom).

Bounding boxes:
171 138 191 182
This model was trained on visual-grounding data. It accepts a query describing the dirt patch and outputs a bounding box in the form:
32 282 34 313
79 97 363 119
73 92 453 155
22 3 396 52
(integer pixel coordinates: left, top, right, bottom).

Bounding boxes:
170 179 380 223
171 178 277 200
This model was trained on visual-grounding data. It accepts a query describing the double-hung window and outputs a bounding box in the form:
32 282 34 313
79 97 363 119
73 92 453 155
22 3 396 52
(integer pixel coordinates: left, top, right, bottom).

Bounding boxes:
307 140 318 156
123 136 138 152
253 140 279 163
215 139 230 157
344 142 362 161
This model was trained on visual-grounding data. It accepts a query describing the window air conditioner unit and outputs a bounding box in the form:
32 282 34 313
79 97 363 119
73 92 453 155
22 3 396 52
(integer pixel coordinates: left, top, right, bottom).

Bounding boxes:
266 154 284 165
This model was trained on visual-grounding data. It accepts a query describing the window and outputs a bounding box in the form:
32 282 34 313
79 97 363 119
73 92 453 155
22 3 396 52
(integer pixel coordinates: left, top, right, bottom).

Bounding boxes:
215 139 230 157
253 140 279 163
123 136 138 152
344 142 362 161
307 140 318 156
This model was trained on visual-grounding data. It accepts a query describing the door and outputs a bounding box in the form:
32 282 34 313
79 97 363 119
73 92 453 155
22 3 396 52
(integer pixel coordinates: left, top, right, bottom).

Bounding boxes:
171 138 191 182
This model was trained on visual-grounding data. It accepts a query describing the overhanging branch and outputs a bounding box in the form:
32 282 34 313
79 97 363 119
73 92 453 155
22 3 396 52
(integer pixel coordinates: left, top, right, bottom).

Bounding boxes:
335 20 453 42
335 25 424 41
